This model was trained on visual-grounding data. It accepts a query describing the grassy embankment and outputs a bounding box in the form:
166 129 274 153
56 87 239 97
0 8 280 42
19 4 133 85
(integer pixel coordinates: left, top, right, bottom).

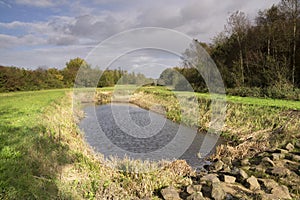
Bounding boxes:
96 86 300 159
0 89 192 199
1 86 299 199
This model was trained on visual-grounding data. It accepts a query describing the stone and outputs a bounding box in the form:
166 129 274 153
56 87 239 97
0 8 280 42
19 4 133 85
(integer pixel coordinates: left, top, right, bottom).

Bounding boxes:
221 175 236 183
261 157 275 167
241 158 250 166
292 154 300 162
186 185 202 195
186 192 205 200
258 178 279 192
245 176 261 191
271 185 292 199
221 157 232 166
211 183 226 200
271 153 285 161
232 168 248 182
275 149 289 154
222 165 231 173
267 166 291 177
210 160 224 172
200 173 220 184
160 186 181 200
285 143 295 152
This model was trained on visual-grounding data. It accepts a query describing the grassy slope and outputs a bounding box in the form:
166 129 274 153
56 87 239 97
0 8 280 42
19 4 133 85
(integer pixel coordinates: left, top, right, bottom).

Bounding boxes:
0 90 66 199
0 89 192 199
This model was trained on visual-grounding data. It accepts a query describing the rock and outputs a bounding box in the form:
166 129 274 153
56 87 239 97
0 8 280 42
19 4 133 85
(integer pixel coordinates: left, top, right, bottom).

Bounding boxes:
253 164 266 173
186 185 202 195
200 173 220 184
211 183 226 200
261 157 275 167
186 192 205 200
292 154 300 162
221 157 232 166
285 143 295 152
221 175 236 183
213 160 224 171
258 178 279 192
210 160 224 172
271 153 285 161
274 149 289 154
241 158 250 166
219 182 252 199
232 168 248 182
160 186 181 200
222 165 231 173
271 185 292 199
245 176 260 191
267 166 291 177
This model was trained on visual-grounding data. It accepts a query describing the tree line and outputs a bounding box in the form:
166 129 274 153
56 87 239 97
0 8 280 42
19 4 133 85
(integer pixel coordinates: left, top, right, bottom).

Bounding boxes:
159 0 300 100
0 57 152 92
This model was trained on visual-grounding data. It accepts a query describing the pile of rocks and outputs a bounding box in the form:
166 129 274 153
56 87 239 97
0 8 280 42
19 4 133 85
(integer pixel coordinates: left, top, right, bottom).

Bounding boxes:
160 143 299 200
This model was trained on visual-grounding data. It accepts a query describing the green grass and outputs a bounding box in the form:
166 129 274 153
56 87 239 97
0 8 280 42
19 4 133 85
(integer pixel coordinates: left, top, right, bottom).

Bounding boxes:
0 88 193 199
0 90 67 199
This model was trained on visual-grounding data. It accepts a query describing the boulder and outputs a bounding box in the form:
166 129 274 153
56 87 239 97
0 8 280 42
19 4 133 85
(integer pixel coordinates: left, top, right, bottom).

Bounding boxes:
245 176 260 191
160 186 181 200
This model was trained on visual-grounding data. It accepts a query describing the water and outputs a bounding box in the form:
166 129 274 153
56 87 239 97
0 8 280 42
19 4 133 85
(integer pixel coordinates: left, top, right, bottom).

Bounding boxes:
79 103 223 168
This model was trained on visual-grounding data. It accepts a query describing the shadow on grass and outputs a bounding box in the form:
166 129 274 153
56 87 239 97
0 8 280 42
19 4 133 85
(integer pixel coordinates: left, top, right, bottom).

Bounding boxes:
0 121 75 199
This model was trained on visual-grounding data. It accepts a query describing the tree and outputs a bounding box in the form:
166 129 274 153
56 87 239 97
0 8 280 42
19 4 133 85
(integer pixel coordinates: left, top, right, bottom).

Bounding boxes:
279 0 299 86
63 57 89 87
225 11 251 86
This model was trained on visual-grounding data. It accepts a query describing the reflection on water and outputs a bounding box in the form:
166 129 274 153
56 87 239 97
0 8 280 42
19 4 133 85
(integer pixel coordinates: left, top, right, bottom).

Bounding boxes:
79 103 223 168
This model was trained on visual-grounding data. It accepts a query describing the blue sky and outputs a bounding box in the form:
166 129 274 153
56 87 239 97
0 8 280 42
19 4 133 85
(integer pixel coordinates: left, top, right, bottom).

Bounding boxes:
0 0 280 76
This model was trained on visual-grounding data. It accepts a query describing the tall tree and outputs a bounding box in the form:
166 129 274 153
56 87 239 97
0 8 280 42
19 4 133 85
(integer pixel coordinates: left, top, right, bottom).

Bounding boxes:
225 11 250 86
280 0 299 86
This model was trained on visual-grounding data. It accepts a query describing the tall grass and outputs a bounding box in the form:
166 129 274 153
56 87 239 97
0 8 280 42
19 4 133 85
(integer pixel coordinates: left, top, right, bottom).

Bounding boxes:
0 89 194 199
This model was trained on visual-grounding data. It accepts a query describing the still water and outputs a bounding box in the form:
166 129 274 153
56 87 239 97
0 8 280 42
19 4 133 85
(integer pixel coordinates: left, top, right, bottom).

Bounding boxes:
79 103 223 168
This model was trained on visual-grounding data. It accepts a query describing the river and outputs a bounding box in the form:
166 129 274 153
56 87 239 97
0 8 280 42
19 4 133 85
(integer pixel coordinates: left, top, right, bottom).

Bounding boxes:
79 103 223 169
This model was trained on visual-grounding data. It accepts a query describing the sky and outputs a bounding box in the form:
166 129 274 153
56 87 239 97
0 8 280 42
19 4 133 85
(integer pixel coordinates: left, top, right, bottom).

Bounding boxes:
0 0 280 77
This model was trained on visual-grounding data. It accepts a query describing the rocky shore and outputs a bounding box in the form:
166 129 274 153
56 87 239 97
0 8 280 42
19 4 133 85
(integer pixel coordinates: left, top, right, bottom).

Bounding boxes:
160 142 300 200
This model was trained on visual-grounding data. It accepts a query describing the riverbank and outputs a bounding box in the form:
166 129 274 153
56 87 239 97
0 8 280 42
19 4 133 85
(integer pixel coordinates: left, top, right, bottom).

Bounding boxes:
0 90 195 199
94 86 300 199
1 88 299 199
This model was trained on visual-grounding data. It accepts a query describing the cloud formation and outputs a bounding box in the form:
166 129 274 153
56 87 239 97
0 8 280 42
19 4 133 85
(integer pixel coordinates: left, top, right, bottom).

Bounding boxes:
0 0 280 69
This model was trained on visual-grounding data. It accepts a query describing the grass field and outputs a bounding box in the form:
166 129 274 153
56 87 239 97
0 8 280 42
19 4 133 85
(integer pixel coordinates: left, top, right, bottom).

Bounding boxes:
0 89 66 199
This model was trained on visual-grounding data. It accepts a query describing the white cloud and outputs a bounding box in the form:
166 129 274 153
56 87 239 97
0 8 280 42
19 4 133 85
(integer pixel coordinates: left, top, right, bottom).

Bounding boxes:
0 0 281 69
15 0 55 7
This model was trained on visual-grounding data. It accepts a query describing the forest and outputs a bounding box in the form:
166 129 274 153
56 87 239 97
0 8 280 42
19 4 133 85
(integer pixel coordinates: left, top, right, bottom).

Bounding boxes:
0 0 299 100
